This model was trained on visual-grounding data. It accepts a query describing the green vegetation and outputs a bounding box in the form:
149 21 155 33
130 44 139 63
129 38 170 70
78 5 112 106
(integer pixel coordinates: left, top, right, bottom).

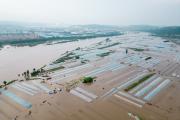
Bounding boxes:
145 57 152 60
82 77 95 83
53 52 80 64
47 66 65 72
31 69 41 77
21 69 31 79
0 80 16 88
124 73 155 92
97 51 114 57
129 48 144 52
30 68 45 77
98 42 121 49
3 81 7 86
54 52 74 63
6 80 16 85
21 66 46 79
149 27 180 42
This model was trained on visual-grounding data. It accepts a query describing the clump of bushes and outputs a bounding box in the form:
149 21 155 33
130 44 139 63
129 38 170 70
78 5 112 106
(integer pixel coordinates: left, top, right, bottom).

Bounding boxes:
31 70 40 77
82 77 94 83
30 68 42 77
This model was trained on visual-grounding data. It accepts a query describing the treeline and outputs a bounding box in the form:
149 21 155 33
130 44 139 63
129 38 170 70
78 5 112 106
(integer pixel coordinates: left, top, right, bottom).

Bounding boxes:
149 27 180 37
123 25 180 44
149 27 180 44
0 32 121 48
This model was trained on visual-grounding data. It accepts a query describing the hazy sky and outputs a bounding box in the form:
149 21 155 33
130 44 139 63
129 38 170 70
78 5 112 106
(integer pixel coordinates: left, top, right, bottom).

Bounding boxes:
0 0 180 25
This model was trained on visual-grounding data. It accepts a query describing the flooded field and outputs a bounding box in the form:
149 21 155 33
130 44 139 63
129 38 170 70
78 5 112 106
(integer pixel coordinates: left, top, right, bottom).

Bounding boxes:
0 37 106 81
0 32 180 120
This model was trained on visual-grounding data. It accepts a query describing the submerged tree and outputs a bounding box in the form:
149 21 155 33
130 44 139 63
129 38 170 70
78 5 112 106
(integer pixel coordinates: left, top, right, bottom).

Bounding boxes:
24 72 27 77
3 81 7 86
26 70 30 78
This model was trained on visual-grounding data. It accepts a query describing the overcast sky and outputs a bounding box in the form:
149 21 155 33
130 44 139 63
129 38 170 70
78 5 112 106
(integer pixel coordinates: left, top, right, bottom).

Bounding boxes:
0 0 180 26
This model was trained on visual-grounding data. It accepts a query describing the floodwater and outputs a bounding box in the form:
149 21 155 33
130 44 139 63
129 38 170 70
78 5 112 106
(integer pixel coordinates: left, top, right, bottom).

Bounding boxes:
1 32 179 82
0 38 105 81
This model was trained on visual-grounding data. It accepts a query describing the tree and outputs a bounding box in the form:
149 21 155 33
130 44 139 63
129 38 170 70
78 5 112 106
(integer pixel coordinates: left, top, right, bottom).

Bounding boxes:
3 81 7 86
26 70 30 79
24 72 27 78
40 68 44 72
27 70 29 75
